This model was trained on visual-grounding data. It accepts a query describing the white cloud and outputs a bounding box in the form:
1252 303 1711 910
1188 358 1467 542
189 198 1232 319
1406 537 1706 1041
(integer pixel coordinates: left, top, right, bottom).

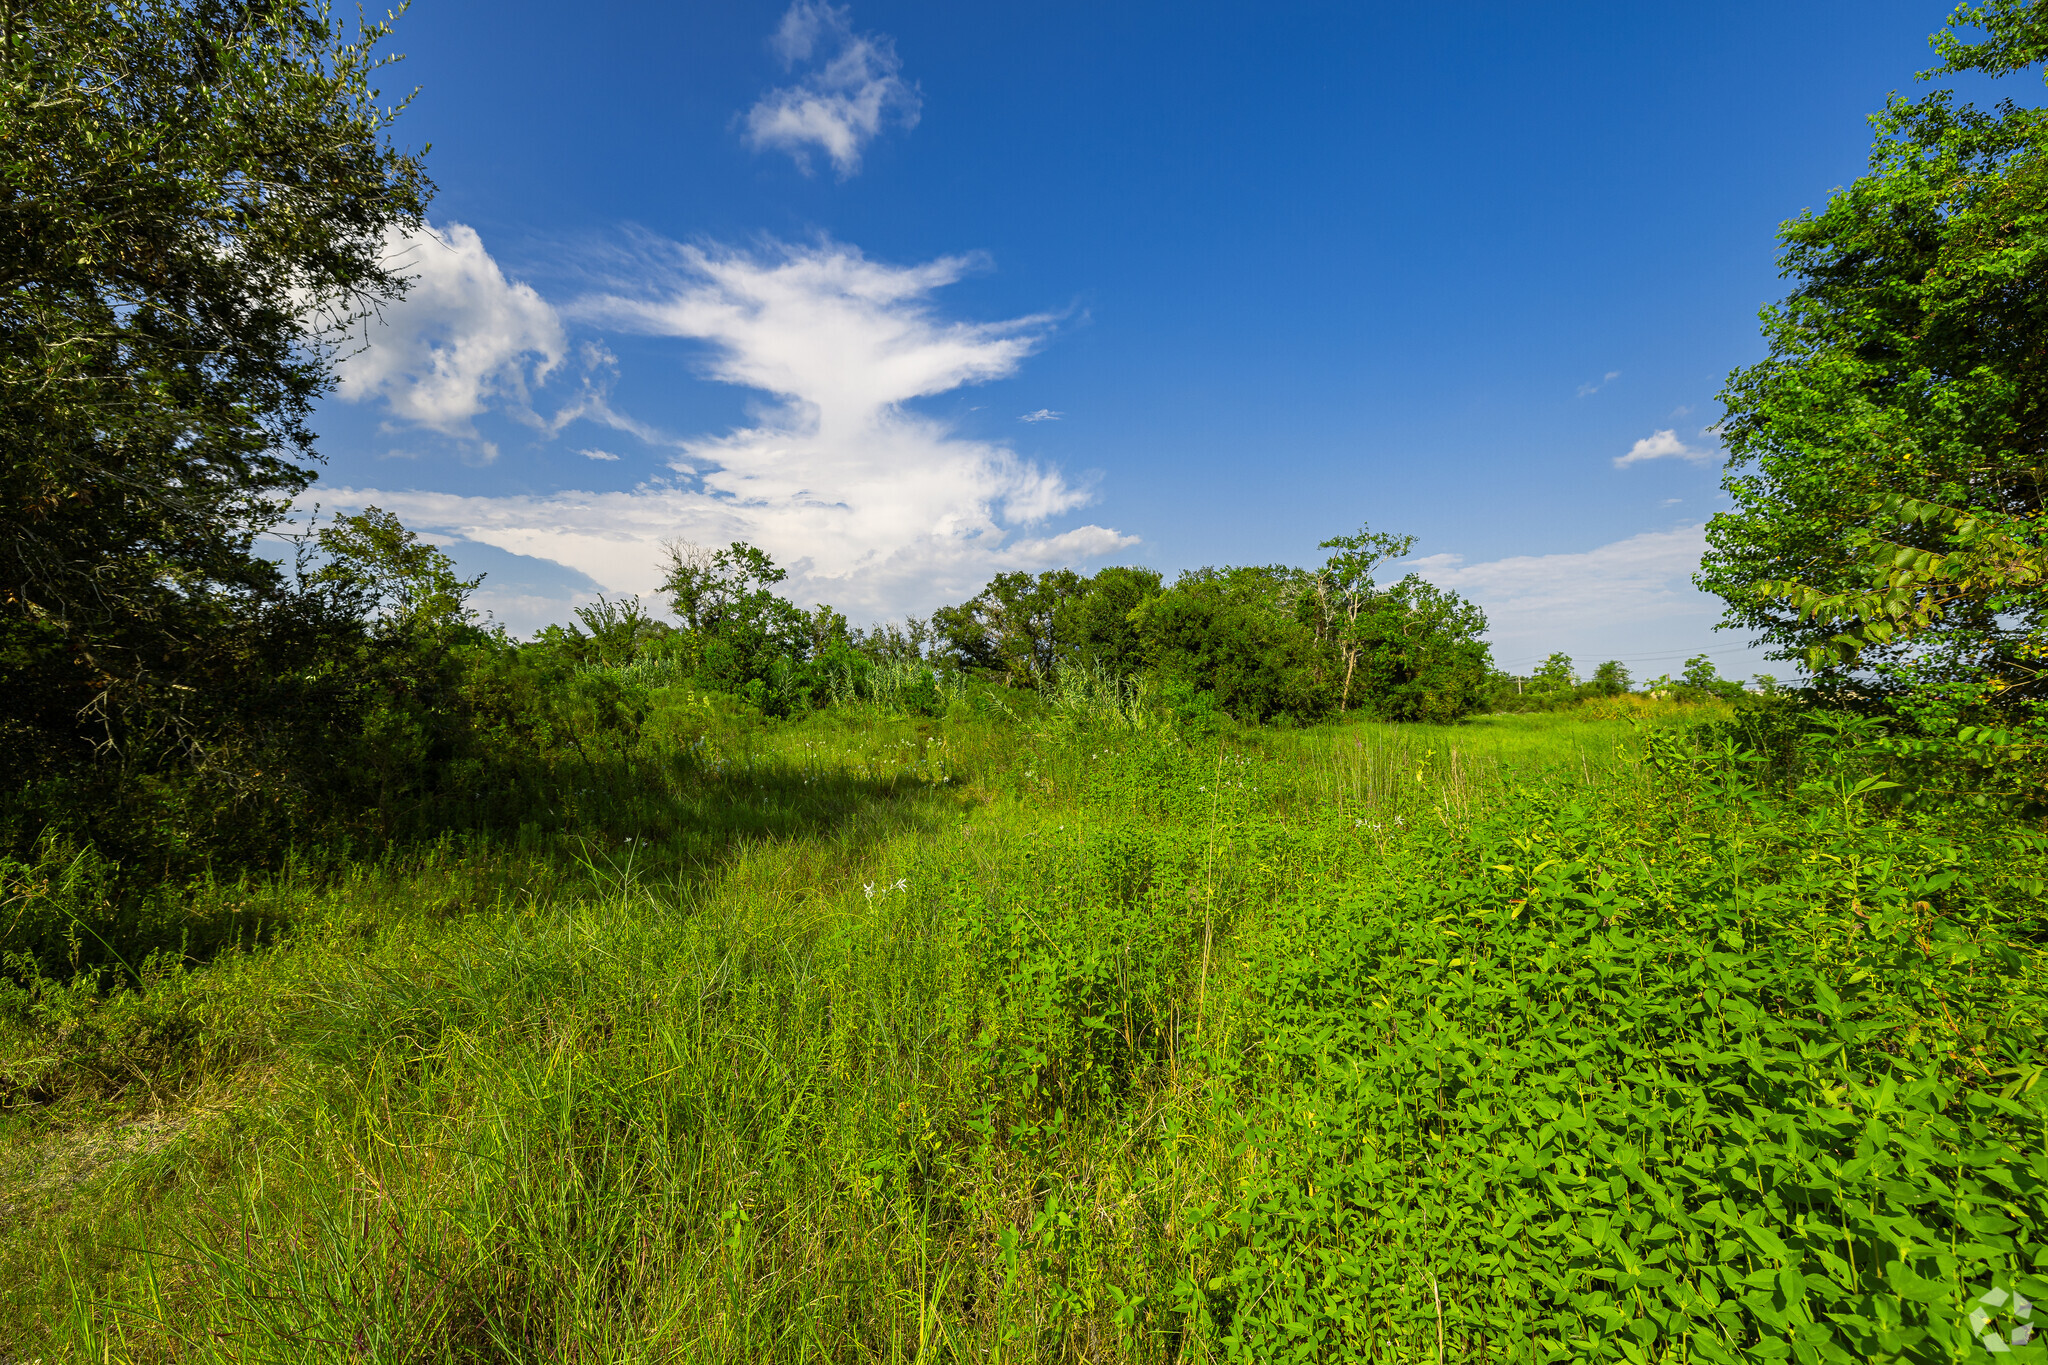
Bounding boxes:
742 2 920 178
1406 524 1760 678
334 223 566 445
1019 408 1063 422
1614 427 1715 469
1576 370 1621 397
318 482 1133 627
329 236 1131 622
577 448 621 461
1409 525 1709 629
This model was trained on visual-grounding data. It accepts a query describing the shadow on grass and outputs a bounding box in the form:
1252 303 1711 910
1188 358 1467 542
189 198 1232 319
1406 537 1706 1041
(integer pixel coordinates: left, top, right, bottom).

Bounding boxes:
2 727 974 991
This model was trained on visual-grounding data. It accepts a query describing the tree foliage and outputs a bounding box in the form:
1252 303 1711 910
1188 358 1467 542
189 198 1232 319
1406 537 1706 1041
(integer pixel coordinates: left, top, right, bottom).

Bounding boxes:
1309 525 1415 710
912 526 1493 726
0 0 431 819
1701 0 2048 698
310 507 480 638
932 569 1083 687
1340 574 1493 723
1130 564 1333 724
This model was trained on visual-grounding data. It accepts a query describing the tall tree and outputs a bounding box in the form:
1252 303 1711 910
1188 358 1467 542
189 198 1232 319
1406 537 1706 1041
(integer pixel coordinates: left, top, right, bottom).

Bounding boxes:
1699 0 2048 698
1052 565 1161 678
933 569 1083 686
1313 524 1414 710
1340 575 1492 724
1 0 432 766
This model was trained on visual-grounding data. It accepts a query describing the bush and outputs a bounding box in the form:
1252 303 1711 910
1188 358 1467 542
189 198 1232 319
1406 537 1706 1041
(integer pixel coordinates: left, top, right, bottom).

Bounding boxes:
1202 769 2048 1361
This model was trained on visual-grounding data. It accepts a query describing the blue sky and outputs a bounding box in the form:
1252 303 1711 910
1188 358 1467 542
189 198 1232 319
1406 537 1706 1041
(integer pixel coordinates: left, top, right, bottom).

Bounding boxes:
307 0 2005 681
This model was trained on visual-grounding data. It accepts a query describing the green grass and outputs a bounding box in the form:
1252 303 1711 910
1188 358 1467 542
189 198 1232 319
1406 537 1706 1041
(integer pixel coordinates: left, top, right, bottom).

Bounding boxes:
3 699 2043 1362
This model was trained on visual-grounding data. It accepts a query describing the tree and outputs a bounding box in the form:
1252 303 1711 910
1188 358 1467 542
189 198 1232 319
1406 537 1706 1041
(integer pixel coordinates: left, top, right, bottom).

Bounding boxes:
1531 653 1577 693
806 603 851 658
1 0 432 745
853 614 930 662
1589 660 1632 697
1341 575 1492 724
1313 525 1416 710
1699 1 2048 701
571 597 655 667
312 508 481 638
933 569 1083 686
1131 565 1332 723
660 540 791 636
1677 654 1748 702
1052 565 1161 678
658 541 809 691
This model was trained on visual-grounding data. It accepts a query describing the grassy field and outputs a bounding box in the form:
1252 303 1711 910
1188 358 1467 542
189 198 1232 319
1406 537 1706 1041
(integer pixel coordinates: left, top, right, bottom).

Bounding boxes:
3 694 2043 1362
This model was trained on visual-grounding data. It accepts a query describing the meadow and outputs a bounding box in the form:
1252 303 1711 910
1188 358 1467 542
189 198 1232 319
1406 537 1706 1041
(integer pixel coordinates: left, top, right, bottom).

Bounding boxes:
2 686 2045 1363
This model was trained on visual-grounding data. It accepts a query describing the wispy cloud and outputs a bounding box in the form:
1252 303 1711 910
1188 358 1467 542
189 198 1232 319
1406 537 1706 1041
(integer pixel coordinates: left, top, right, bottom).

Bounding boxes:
1409 525 1709 628
1406 524 1757 675
742 2 921 178
328 234 1131 624
1576 370 1621 397
1019 408 1062 423
577 448 621 462
333 223 566 454
1614 427 1715 469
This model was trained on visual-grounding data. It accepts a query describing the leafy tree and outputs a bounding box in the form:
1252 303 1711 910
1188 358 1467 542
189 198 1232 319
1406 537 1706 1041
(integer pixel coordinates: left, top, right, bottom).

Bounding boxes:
933 569 1083 685
656 541 809 696
1341 575 1492 723
570 596 656 667
656 540 718 633
660 541 788 635
1311 525 1415 709
1131 565 1332 723
1052 565 1162 678
1589 660 1631 697
312 508 481 638
1 0 432 750
1700 0 2048 700
805 603 851 658
1531 652 1577 693
852 614 929 662
1681 654 1748 702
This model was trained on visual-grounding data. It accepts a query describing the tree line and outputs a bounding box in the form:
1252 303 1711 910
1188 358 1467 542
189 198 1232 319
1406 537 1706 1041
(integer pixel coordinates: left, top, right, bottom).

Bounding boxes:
6 0 2046 886
584 523 1495 727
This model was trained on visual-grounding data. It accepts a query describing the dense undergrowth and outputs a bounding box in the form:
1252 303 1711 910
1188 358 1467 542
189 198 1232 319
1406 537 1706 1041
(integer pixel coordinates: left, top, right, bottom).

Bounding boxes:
1 691 2044 1363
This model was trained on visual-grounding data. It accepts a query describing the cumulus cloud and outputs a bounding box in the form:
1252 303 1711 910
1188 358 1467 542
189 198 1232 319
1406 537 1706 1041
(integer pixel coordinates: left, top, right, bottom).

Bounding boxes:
333 223 566 446
1614 427 1715 469
329 235 1131 621
743 1 921 178
1019 408 1062 422
577 448 621 461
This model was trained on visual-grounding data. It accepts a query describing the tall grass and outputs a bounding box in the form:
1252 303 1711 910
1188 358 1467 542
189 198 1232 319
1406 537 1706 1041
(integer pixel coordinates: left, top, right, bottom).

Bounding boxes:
4 700 2042 1362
